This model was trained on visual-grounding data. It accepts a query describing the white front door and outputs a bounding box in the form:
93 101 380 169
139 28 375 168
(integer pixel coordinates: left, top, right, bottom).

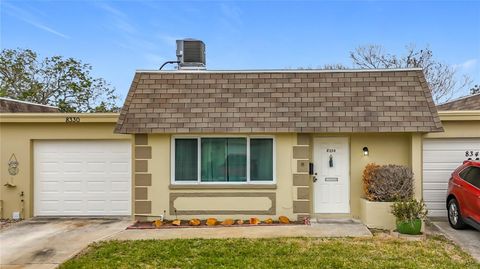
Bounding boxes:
313 137 350 214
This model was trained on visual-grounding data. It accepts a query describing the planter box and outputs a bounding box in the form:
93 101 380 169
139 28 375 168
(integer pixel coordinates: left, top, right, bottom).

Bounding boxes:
359 198 396 230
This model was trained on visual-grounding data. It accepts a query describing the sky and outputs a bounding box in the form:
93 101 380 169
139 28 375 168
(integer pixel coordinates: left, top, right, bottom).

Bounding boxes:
1 0 479 102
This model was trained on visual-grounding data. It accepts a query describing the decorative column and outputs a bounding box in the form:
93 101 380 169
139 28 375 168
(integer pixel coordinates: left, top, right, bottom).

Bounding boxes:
134 134 152 220
292 133 311 221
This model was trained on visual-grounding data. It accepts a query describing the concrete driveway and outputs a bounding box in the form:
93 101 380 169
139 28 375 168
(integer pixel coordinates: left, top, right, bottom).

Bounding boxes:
431 221 480 262
0 218 131 269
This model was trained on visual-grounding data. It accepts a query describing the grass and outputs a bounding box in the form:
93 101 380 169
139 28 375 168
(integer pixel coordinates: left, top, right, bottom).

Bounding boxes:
61 235 479 269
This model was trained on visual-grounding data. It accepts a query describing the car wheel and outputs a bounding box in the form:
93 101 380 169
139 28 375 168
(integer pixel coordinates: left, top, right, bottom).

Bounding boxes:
448 198 466 229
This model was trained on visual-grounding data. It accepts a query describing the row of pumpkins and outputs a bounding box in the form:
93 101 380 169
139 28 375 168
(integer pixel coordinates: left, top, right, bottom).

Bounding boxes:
153 216 291 228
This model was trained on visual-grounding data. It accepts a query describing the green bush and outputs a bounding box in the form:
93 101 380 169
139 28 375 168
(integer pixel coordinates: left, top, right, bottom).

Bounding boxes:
364 164 414 202
391 199 428 222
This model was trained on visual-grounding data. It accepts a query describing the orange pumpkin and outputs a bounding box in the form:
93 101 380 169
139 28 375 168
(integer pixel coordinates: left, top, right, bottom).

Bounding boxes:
279 216 290 224
264 218 273 224
249 217 260 225
189 219 201 226
221 219 234 226
206 218 218 226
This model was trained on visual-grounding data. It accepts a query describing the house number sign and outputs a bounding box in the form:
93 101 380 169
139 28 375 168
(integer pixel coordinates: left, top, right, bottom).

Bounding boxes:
65 117 80 123
326 149 336 153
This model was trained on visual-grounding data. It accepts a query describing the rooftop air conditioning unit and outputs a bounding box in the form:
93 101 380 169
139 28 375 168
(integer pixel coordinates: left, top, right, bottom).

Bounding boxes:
176 39 206 70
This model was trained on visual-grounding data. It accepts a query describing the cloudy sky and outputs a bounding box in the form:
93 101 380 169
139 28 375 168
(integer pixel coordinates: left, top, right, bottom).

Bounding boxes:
1 0 479 101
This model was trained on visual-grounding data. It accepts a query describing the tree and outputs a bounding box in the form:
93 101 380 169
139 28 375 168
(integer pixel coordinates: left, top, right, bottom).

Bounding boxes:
348 44 471 103
0 48 119 112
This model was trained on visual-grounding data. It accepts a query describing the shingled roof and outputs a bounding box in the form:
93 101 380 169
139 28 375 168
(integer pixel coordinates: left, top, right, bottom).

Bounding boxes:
0 97 59 113
437 93 480 111
115 68 443 134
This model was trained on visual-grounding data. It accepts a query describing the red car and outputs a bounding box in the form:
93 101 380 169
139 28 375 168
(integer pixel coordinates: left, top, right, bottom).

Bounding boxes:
447 160 480 230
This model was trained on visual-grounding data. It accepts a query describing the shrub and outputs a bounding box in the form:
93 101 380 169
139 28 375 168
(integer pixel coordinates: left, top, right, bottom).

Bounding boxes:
363 164 414 202
362 163 380 201
391 199 428 222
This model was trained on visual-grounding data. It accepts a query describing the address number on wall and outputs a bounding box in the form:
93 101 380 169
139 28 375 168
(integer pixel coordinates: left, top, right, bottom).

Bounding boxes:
65 117 80 123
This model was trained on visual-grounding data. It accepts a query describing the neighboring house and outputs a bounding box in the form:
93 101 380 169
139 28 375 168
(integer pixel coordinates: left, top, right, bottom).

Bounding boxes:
436 92 480 110
0 108 131 219
0 97 59 113
423 94 480 217
114 68 442 223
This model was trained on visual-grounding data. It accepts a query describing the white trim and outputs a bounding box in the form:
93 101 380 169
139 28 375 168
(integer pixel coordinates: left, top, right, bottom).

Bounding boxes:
170 135 276 185
137 68 423 74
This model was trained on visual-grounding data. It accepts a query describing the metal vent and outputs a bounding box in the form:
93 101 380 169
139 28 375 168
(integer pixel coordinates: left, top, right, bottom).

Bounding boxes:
176 39 206 69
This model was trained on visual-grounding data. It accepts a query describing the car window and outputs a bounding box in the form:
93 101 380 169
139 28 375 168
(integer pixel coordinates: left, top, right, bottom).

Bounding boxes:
459 167 472 180
464 167 480 189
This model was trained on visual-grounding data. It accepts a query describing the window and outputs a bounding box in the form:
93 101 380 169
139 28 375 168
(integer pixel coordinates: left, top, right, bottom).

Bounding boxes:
250 139 273 181
172 137 274 183
201 138 247 182
174 139 198 181
460 166 480 189
459 167 472 180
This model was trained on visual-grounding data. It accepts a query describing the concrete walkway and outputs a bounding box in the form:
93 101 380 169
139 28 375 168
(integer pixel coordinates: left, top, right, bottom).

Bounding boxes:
0 218 132 269
431 221 480 262
109 222 372 241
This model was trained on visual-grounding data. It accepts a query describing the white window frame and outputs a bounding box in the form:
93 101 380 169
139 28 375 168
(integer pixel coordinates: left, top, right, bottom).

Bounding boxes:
171 135 276 185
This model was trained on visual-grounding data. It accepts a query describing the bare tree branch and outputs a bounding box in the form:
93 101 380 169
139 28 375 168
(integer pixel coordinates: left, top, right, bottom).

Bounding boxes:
349 44 472 103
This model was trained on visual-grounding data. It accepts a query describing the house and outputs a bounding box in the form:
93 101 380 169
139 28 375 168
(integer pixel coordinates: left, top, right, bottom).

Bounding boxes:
423 93 480 217
0 110 131 219
1 69 478 229
0 97 59 113
114 68 443 223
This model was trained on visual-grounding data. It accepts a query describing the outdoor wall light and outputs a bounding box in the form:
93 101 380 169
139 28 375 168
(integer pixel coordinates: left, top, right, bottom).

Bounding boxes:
363 147 369 156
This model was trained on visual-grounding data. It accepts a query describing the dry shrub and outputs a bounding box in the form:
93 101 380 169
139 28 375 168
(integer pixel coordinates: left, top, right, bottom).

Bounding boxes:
362 163 380 201
363 164 414 202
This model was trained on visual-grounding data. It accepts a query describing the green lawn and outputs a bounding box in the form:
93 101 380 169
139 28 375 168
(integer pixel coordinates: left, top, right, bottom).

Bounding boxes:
61 236 479 269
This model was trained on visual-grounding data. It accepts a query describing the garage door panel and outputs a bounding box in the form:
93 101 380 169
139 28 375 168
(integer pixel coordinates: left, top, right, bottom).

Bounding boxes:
424 139 480 150
111 162 130 173
424 162 463 171
423 182 448 190
35 140 131 216
423 151 472 163
423 138 480 217
424 189 448 201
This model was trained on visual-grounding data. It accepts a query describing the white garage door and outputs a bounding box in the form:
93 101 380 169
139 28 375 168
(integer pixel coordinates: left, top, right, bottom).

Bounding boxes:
423 138 480 217
34 140 132 216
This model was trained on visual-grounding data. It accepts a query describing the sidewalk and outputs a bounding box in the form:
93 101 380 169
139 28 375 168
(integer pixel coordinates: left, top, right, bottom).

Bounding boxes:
108 222 372 241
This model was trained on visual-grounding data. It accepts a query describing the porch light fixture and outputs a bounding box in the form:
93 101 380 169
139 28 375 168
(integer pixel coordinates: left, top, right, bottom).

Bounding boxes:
363 147 369 156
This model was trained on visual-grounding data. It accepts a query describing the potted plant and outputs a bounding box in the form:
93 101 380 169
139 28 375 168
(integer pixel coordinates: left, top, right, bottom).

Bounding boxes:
360 163 414 230
391 199 428 235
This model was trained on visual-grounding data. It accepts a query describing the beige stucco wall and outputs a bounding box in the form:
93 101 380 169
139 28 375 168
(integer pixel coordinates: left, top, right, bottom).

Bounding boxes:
141 132 416 222
424 120 480 139
311 133 414 219
146 133 297 221
0 114 131 219
3 111 478 223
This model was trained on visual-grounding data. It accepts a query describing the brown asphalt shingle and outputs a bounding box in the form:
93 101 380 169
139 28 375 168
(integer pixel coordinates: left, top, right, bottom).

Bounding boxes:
0 98 59 113
115 69 443 133
437 93 480 111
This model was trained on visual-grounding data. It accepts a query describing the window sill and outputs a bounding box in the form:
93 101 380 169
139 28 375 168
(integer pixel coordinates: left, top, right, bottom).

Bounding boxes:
169 184 277 190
